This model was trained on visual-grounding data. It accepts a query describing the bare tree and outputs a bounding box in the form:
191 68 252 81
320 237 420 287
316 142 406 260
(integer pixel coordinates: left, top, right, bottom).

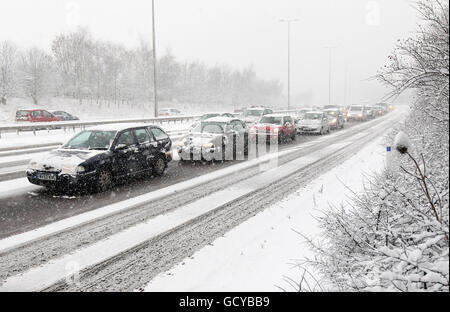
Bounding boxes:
19 47 54 105
0 41 18 105
304 0 449 292
377 0 449 127
52 28 93 105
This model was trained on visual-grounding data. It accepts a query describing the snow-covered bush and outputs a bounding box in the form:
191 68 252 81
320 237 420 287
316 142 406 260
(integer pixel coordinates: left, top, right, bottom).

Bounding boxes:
304 0 449 292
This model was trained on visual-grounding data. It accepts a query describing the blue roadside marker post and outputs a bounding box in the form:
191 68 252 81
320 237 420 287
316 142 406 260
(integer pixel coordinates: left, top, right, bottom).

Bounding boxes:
386 146 392 172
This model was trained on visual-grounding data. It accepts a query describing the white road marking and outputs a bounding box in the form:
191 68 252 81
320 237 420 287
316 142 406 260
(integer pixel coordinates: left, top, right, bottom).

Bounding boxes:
0 177 42 199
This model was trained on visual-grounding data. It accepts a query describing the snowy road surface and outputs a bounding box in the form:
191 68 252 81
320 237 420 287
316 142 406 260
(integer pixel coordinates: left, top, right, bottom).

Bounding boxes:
0 108 406 291
0 121 365 238
144 133 388 292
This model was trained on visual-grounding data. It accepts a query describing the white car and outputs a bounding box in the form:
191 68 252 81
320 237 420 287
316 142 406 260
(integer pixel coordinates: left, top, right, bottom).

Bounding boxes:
346 105 368 121
242 107 273 126
296 111 331 135
295 108 314 121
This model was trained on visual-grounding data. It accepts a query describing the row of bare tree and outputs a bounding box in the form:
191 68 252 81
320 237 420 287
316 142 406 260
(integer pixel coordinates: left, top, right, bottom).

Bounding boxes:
0 28 282 109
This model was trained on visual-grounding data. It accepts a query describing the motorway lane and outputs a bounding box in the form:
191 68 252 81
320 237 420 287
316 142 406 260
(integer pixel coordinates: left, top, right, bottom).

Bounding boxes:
0 159 234 239
0 128 336 239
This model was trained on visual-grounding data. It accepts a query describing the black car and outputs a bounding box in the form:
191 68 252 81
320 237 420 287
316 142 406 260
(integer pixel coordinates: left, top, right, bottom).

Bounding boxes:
26 124 172 192
49 110 80 121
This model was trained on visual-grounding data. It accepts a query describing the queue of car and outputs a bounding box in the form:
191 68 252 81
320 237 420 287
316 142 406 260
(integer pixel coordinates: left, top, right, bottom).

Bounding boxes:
15 108 79 123
24 103 393 193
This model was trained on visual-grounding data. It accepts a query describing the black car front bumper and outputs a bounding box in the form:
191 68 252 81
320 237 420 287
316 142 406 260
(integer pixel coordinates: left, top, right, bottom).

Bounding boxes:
26 170 97 190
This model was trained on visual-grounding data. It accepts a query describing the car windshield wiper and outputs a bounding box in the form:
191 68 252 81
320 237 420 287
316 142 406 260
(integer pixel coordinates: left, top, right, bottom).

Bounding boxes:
88 147 108 150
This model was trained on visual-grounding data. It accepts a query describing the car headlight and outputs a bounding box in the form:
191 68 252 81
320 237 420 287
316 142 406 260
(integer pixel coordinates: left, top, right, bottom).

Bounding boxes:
331 118 337 123
28 161 39 170
61 165 85 175
203 143 215 149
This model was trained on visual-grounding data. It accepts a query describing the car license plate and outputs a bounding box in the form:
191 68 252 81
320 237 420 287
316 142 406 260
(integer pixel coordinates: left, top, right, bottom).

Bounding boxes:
37 172 56 181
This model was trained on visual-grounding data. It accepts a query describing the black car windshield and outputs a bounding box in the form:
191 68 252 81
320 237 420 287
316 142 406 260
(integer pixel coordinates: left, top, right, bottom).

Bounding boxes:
305 113 323 120
63 130 117 150
350 106 363 111
244 110 263 117
201 122 225 134
260 116 282 125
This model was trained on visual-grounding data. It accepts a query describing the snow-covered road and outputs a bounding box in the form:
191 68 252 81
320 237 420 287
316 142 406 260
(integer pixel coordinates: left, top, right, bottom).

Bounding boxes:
144 133 388 292
0 108 407 291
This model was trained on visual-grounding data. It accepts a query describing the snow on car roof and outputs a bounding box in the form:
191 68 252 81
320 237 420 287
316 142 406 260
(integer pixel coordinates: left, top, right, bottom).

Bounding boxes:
202 112 224 116
203 116 235 123
246 107 266 110
17 108 45 111
88 123 159 132
262 113 288 118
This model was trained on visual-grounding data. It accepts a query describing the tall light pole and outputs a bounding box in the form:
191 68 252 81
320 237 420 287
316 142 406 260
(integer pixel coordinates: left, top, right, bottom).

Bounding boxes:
324 46 337 106
152 0 158 117
280 19 299 111
343 63 349 107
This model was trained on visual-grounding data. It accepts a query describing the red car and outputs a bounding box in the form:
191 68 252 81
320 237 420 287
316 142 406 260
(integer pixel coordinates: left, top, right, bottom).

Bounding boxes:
249 114 296 143
15 109 61 123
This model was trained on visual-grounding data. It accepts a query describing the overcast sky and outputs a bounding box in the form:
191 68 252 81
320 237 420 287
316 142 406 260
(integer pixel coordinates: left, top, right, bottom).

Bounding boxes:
0 0 419 106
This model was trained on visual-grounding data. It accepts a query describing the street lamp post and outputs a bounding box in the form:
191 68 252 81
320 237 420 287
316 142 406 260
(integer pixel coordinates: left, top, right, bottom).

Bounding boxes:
324 46 337 106
280 19 299 111
152 0 158 117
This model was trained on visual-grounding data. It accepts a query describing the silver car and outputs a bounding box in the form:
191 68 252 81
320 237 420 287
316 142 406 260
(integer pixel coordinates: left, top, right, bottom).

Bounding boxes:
347 105 368 121
177 117 249 161
242 107 273 126
296 111 331 135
